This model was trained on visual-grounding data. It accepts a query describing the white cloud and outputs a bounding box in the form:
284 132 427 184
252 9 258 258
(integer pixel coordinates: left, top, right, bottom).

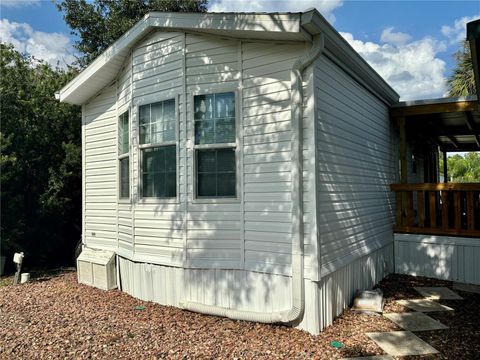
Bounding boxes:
209 0 343 23
0 19 76 68
380 27 411 46
0 0 40 8
341 31 448 101
441 14 480 44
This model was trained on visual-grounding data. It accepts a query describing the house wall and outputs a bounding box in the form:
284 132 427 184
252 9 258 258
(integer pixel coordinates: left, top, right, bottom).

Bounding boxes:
82 31 317 281
314 53 397 277
83 84 118 252
82 29 400 334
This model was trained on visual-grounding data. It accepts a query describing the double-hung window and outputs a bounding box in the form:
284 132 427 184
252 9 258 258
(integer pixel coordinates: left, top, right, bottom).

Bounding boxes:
118 111 130 199
194 92 236 198
139 98 177 199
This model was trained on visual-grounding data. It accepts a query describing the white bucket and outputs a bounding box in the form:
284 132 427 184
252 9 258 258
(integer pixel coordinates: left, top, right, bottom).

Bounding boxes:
20 273 30 284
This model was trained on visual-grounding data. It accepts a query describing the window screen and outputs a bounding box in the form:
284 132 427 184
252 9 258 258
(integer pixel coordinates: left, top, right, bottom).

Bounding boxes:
142 146 176 198
139 99 176 145
194 92 235 145
119 157 130 198
193 91 236 199
139 99 177 199
197 148 236 197
118 111 129 199
118 111 129 155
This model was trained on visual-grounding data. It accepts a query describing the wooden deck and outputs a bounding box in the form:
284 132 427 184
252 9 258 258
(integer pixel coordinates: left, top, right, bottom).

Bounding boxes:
390 183 480 238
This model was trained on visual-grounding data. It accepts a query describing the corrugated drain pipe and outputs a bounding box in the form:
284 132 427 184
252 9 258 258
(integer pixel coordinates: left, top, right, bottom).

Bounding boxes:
180 33 325 324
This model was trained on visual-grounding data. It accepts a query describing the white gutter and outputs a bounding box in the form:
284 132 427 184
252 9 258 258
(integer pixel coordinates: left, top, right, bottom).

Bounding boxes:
180 33 324 324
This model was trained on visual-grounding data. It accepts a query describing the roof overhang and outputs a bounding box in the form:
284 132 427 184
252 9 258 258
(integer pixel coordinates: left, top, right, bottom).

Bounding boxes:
467 19 480 105
57 10 399 106
391 95 480 152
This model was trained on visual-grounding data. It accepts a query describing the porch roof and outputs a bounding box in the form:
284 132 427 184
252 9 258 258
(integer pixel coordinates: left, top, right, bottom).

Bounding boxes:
390 95 480 152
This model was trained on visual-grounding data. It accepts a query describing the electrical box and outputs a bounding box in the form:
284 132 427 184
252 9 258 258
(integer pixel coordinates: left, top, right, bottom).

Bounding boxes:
77 247 117 290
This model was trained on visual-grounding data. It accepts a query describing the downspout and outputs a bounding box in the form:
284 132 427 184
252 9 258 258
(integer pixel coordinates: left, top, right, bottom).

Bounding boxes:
180 34 324 324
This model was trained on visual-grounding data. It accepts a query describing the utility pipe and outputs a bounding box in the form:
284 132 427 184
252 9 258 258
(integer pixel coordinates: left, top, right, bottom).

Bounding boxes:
180 34 325 324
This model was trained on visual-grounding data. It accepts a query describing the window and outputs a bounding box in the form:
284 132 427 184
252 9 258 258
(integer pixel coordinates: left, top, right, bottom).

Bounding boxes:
139 99 177 199
118 111 130 199
194 92 236 198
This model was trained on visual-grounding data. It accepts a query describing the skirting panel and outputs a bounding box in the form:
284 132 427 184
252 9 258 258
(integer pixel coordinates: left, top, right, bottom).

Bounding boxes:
117 243 393 334
313 242 394 333
395 233 480 285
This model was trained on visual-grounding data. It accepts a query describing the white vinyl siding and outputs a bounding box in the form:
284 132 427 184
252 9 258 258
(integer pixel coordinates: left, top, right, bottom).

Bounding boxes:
241 41 312 276
84 84 118 251
131 32 185 266
185 34 241 268
315 54 397 276
138 98 178 199
82 30 315 277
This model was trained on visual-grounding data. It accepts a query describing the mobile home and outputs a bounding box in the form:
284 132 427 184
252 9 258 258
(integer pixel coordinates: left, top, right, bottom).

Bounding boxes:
58 10 480 334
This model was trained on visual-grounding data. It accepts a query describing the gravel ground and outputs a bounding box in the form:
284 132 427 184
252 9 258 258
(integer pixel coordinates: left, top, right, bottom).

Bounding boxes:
0 272 478 359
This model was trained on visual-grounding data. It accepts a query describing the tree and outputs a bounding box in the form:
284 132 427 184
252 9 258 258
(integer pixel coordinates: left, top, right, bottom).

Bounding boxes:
56 0 208 67
447 152 480 182
448 41 476 97
0 44 81 270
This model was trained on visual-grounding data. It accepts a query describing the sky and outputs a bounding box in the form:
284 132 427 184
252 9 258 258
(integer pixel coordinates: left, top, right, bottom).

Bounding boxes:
0 0 479 101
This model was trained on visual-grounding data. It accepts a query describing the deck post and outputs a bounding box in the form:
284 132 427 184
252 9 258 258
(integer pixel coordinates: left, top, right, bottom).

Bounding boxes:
397 116 407 224
399 117 407 184
443 150 448 183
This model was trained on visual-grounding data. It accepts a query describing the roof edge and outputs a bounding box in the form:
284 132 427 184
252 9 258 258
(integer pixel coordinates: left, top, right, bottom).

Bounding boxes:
301 9 399 105
57 13 153 104
393 95 478 108
58 10 400 106
58 11 309 105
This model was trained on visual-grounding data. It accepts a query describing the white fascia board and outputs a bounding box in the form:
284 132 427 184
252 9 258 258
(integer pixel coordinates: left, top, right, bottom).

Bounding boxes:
58 14 153 105
148 11 301 33
394 94 478 108
301 10 400 106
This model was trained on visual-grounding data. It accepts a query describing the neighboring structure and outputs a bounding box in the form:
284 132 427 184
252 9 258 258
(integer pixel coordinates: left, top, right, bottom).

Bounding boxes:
467 19 480 101
57 10 480 335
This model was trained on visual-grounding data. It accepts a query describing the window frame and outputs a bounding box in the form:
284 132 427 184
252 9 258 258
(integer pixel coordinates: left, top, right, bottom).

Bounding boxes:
117 107 130 202
136 94 180 204
191 87 241 203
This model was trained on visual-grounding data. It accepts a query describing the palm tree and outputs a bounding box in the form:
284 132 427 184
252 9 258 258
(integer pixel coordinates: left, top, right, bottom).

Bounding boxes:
448 41 476 97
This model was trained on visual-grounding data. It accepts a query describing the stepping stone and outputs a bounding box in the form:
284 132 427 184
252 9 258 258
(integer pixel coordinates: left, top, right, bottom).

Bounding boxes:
396 299 454 312
453 282 480 294
340 356 394 360
384 312 448 331
414 286 463 300
366 331 439 356
340 356 393 360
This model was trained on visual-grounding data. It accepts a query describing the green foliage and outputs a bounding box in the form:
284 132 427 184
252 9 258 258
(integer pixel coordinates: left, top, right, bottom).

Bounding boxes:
0 44 81 269
447 152 480 182
56 0 208 67
448 41 476 97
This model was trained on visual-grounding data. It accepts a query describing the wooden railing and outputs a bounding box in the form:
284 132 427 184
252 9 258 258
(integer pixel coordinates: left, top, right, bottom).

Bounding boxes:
390 183 480 238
